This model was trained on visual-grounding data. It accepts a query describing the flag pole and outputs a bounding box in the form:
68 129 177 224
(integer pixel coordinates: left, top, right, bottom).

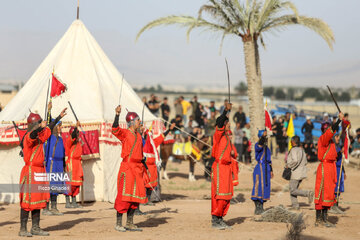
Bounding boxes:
119 73 124 105
77 0 80 20
44 77 51 120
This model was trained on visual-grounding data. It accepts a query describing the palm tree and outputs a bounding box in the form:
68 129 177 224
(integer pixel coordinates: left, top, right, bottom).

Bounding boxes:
136 0 334 152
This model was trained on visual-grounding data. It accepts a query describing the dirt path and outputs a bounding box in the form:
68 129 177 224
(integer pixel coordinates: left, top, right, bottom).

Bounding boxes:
1 154 360 240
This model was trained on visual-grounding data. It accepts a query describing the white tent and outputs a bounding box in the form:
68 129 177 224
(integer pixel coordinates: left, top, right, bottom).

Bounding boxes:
0 20 159 204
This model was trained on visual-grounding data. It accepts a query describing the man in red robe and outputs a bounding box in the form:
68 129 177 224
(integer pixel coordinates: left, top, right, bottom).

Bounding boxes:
314 112 343 228
142 123 175 205
65 121 83 208
112 105 147 232
211 102 235 230
19 107 66 237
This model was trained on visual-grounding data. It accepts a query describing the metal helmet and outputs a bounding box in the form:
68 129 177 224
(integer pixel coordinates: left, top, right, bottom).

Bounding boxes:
126 112 139 123
27 112 42 124
321 121 331 133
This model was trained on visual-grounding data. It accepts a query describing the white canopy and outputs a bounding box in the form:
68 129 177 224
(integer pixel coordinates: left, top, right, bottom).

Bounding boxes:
0 20 155 123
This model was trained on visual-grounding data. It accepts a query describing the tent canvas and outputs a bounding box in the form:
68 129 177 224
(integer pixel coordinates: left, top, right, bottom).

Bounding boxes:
0 20 161 204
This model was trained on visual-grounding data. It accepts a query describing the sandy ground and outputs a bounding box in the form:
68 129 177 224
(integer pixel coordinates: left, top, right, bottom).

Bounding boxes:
1 154 360 240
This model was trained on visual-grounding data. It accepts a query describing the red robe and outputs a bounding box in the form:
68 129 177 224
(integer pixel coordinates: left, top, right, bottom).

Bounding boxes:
20 127 51 211
143 133 164 189
231 144 239 186
314 128 337 209
211 126 233 217
65 136 83 196
112 127 147 213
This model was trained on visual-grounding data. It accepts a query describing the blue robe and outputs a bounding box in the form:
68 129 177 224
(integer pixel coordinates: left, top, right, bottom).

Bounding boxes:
44 135 66 195
251 143 272 203
334 145 344 196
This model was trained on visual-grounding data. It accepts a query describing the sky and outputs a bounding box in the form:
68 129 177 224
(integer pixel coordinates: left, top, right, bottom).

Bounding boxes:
0 0 359 89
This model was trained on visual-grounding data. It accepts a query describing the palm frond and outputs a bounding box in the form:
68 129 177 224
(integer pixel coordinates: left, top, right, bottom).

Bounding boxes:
136 15 198 41
261 15 335 49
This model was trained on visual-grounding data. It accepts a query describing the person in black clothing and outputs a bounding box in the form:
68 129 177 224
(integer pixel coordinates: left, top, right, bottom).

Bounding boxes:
233 105 246 128
301 117 314 143
242 136 251 164
148 94 160 116
160 97 170 127
304 142 317 162
170 115 184 132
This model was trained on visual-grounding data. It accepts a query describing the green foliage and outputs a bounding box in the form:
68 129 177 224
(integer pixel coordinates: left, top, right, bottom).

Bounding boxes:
264 86 274 97
275 89 286 100
235 81 248 95
137 0 334 52
339 92 351 102
301 88 322 100
286 88 295 101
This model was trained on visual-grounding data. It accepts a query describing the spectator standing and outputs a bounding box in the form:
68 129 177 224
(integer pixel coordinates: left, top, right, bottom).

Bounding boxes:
205 111 216 136
301 116 314 143
160 97 170 127
191 96 200 119
233 106 247 128
174 98 183 119
242 123 251 140
219 99 229 115
233 122 244 162
179 96 191 124
209 101 217 114
148 94 160 117
270 116 278 158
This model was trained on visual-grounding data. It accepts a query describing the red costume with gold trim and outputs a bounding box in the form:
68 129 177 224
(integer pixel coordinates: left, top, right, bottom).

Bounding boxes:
112 127 147 213
231 144 239 186
314 128 337 209
211 126 234 217
65 134 83 197
20 127 51 211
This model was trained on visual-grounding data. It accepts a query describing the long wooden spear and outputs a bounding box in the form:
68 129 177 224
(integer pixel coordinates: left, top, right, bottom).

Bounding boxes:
225 58 231 104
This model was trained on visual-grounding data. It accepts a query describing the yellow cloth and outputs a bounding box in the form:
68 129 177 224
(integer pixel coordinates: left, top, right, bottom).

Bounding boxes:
287 115 295 151
181 100 191 115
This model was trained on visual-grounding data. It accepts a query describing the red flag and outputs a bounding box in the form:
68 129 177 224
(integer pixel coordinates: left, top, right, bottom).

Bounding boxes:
50 73 67 98
343 126 350 163
265 104 272 132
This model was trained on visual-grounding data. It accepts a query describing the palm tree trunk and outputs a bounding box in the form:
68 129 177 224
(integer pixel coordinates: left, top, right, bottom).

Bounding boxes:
243 39 265 162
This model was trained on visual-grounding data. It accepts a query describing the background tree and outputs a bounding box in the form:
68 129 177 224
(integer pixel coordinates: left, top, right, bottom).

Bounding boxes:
235 81 248 95
263 86 274 97
136 0 334 156
275 89 286 100
339 92 351 102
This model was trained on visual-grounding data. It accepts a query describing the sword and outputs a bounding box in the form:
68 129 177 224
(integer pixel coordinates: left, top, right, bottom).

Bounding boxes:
225 58 231 104
141 103 145 125
327 85 341 113
119 73 124 105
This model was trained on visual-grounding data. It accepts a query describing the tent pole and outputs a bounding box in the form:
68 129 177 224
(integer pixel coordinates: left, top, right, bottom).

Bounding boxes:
77 0 80 20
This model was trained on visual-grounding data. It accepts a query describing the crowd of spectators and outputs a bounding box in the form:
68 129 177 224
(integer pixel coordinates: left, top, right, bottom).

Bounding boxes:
142 94 360 164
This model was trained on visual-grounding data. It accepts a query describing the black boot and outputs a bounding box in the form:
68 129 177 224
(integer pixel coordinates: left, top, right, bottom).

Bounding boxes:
315 209 322 227
134 206 146 215
254 201 263 215
114 212 126 232
322 209 336 228
30 210 49 236
259 201 265 214
71 196 82 208
50 195 63 215
42 201 52 216
65 195 72 208
19 209 32 237
126 209 142 231
218 217 232 229
211 215 225 230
